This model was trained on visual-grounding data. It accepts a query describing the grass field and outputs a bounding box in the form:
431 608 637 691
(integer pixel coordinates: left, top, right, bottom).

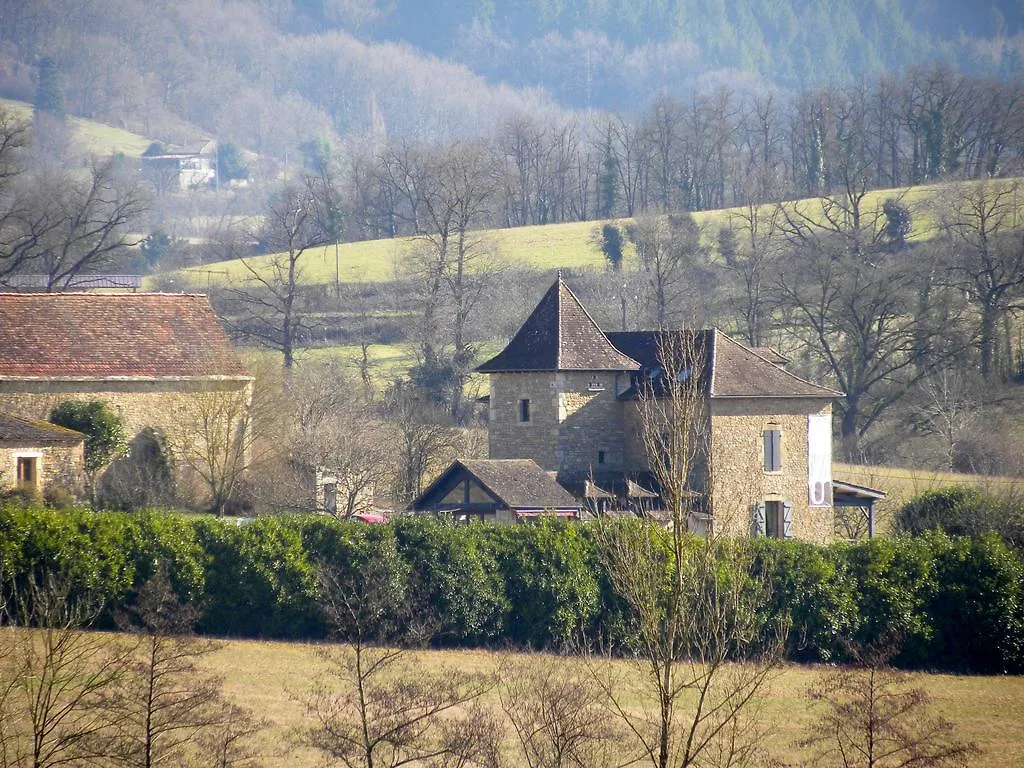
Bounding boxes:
0 98 152 157
834 462 1024 531
204 639 1024 767
167 178 1024 290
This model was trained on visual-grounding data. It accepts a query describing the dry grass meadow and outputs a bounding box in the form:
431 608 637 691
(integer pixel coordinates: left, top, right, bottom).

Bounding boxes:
202 638 1024 767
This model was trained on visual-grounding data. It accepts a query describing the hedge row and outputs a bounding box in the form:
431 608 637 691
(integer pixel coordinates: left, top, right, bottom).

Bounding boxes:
1 503 1022 673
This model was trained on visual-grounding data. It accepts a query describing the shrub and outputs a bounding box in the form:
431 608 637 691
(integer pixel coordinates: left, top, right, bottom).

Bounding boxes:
487 520 601 649
747 538 856 662
392 516 508 645
922 533 1024 673
893 485 1024 549
838 537 939 662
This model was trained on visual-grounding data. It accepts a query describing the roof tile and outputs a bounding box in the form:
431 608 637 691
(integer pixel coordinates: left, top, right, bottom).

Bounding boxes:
477 278 640 372
0 293 248 379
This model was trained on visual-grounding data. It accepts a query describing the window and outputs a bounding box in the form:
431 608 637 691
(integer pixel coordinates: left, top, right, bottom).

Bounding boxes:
754 501 792 538
16 456 38 488
323 483 337 515
763 428 782 472
598 449 606 465
518 398 531 423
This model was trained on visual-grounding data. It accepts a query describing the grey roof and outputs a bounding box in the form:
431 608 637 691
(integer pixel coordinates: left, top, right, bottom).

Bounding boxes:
607 329 840 400
709 332 841 398
411 459 583 511
0 414 85 445
477 278 640 372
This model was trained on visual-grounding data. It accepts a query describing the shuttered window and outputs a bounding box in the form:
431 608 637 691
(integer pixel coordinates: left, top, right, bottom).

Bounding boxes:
754 500 793 539
763 428 782 472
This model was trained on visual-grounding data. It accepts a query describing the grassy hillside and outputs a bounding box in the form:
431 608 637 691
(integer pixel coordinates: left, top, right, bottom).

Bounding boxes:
204 640 1024 767
0 98 153 157
167 178 1018 290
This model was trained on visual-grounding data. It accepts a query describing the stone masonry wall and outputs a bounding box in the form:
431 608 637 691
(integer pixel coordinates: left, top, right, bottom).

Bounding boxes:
489 371 631 477
0 378 253 500
488 373 560 470
0 443 85 498
555 371 628 478
709 398 834 544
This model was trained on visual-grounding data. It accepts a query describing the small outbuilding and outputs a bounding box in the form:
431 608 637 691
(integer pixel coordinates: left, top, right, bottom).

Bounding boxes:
409 459 584 523
0 413 85 499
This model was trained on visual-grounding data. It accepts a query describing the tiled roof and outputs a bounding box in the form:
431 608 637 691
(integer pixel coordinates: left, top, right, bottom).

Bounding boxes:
709 332 840 398
607 329 839 399
411 459 583 511
0 413 85 445
477 278 640 372
459 459 582 509
0 293 249 379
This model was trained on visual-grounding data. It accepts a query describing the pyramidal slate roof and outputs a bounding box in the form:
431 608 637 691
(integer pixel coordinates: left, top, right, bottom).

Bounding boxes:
477 278 640 372
0 293 249 379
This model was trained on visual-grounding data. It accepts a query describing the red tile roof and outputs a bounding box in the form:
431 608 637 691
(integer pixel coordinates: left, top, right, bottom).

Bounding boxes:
0 293 249 379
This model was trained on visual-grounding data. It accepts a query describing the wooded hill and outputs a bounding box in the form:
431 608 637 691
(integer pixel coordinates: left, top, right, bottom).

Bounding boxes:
0 0 1020 159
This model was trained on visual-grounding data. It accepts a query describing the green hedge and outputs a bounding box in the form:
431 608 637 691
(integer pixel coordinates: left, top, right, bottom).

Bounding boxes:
1 503 1022 672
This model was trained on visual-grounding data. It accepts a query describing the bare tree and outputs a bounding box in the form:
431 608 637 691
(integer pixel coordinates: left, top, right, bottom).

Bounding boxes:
911 368 982 471
0 157 147 289
290 361 393 516
111 567 239 768
165 383 257 516
0 572 130 768
499 654 625 768
297 558 501 768
385 383 465 506
772 194 965 457
227 176 330 369
933 180 1024 379
594 331 788 768
719 202 785 348
801 641 978 768
627 215 711 330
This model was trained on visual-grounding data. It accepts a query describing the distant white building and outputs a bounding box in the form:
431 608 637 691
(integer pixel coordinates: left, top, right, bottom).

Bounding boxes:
142 140 217 191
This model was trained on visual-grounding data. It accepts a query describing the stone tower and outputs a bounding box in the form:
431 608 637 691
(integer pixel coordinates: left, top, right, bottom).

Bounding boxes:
476 277 640 480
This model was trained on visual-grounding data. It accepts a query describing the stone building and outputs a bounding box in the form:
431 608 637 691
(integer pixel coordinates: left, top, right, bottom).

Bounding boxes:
0 293 253 502
0 413 85 499
412 276 873 543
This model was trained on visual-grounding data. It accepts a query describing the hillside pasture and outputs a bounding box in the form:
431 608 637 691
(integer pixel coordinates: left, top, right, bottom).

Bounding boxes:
0 97 153 157
202 640 1024 767
167 178 1024 290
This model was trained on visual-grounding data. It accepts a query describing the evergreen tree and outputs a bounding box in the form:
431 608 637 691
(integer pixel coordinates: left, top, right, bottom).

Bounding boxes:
34 57 66 120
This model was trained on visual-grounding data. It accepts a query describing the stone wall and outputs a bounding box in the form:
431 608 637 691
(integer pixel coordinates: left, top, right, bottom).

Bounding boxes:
0 442 85 498
488 372 560 469
0 377 253 504
555 371 628 478
708 398 834 544
488 371 631 477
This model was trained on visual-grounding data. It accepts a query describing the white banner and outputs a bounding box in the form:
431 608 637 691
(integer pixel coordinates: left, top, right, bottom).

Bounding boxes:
807 414 832 507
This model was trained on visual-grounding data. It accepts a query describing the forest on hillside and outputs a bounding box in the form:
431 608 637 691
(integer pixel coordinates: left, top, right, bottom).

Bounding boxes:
0 0 1021 157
